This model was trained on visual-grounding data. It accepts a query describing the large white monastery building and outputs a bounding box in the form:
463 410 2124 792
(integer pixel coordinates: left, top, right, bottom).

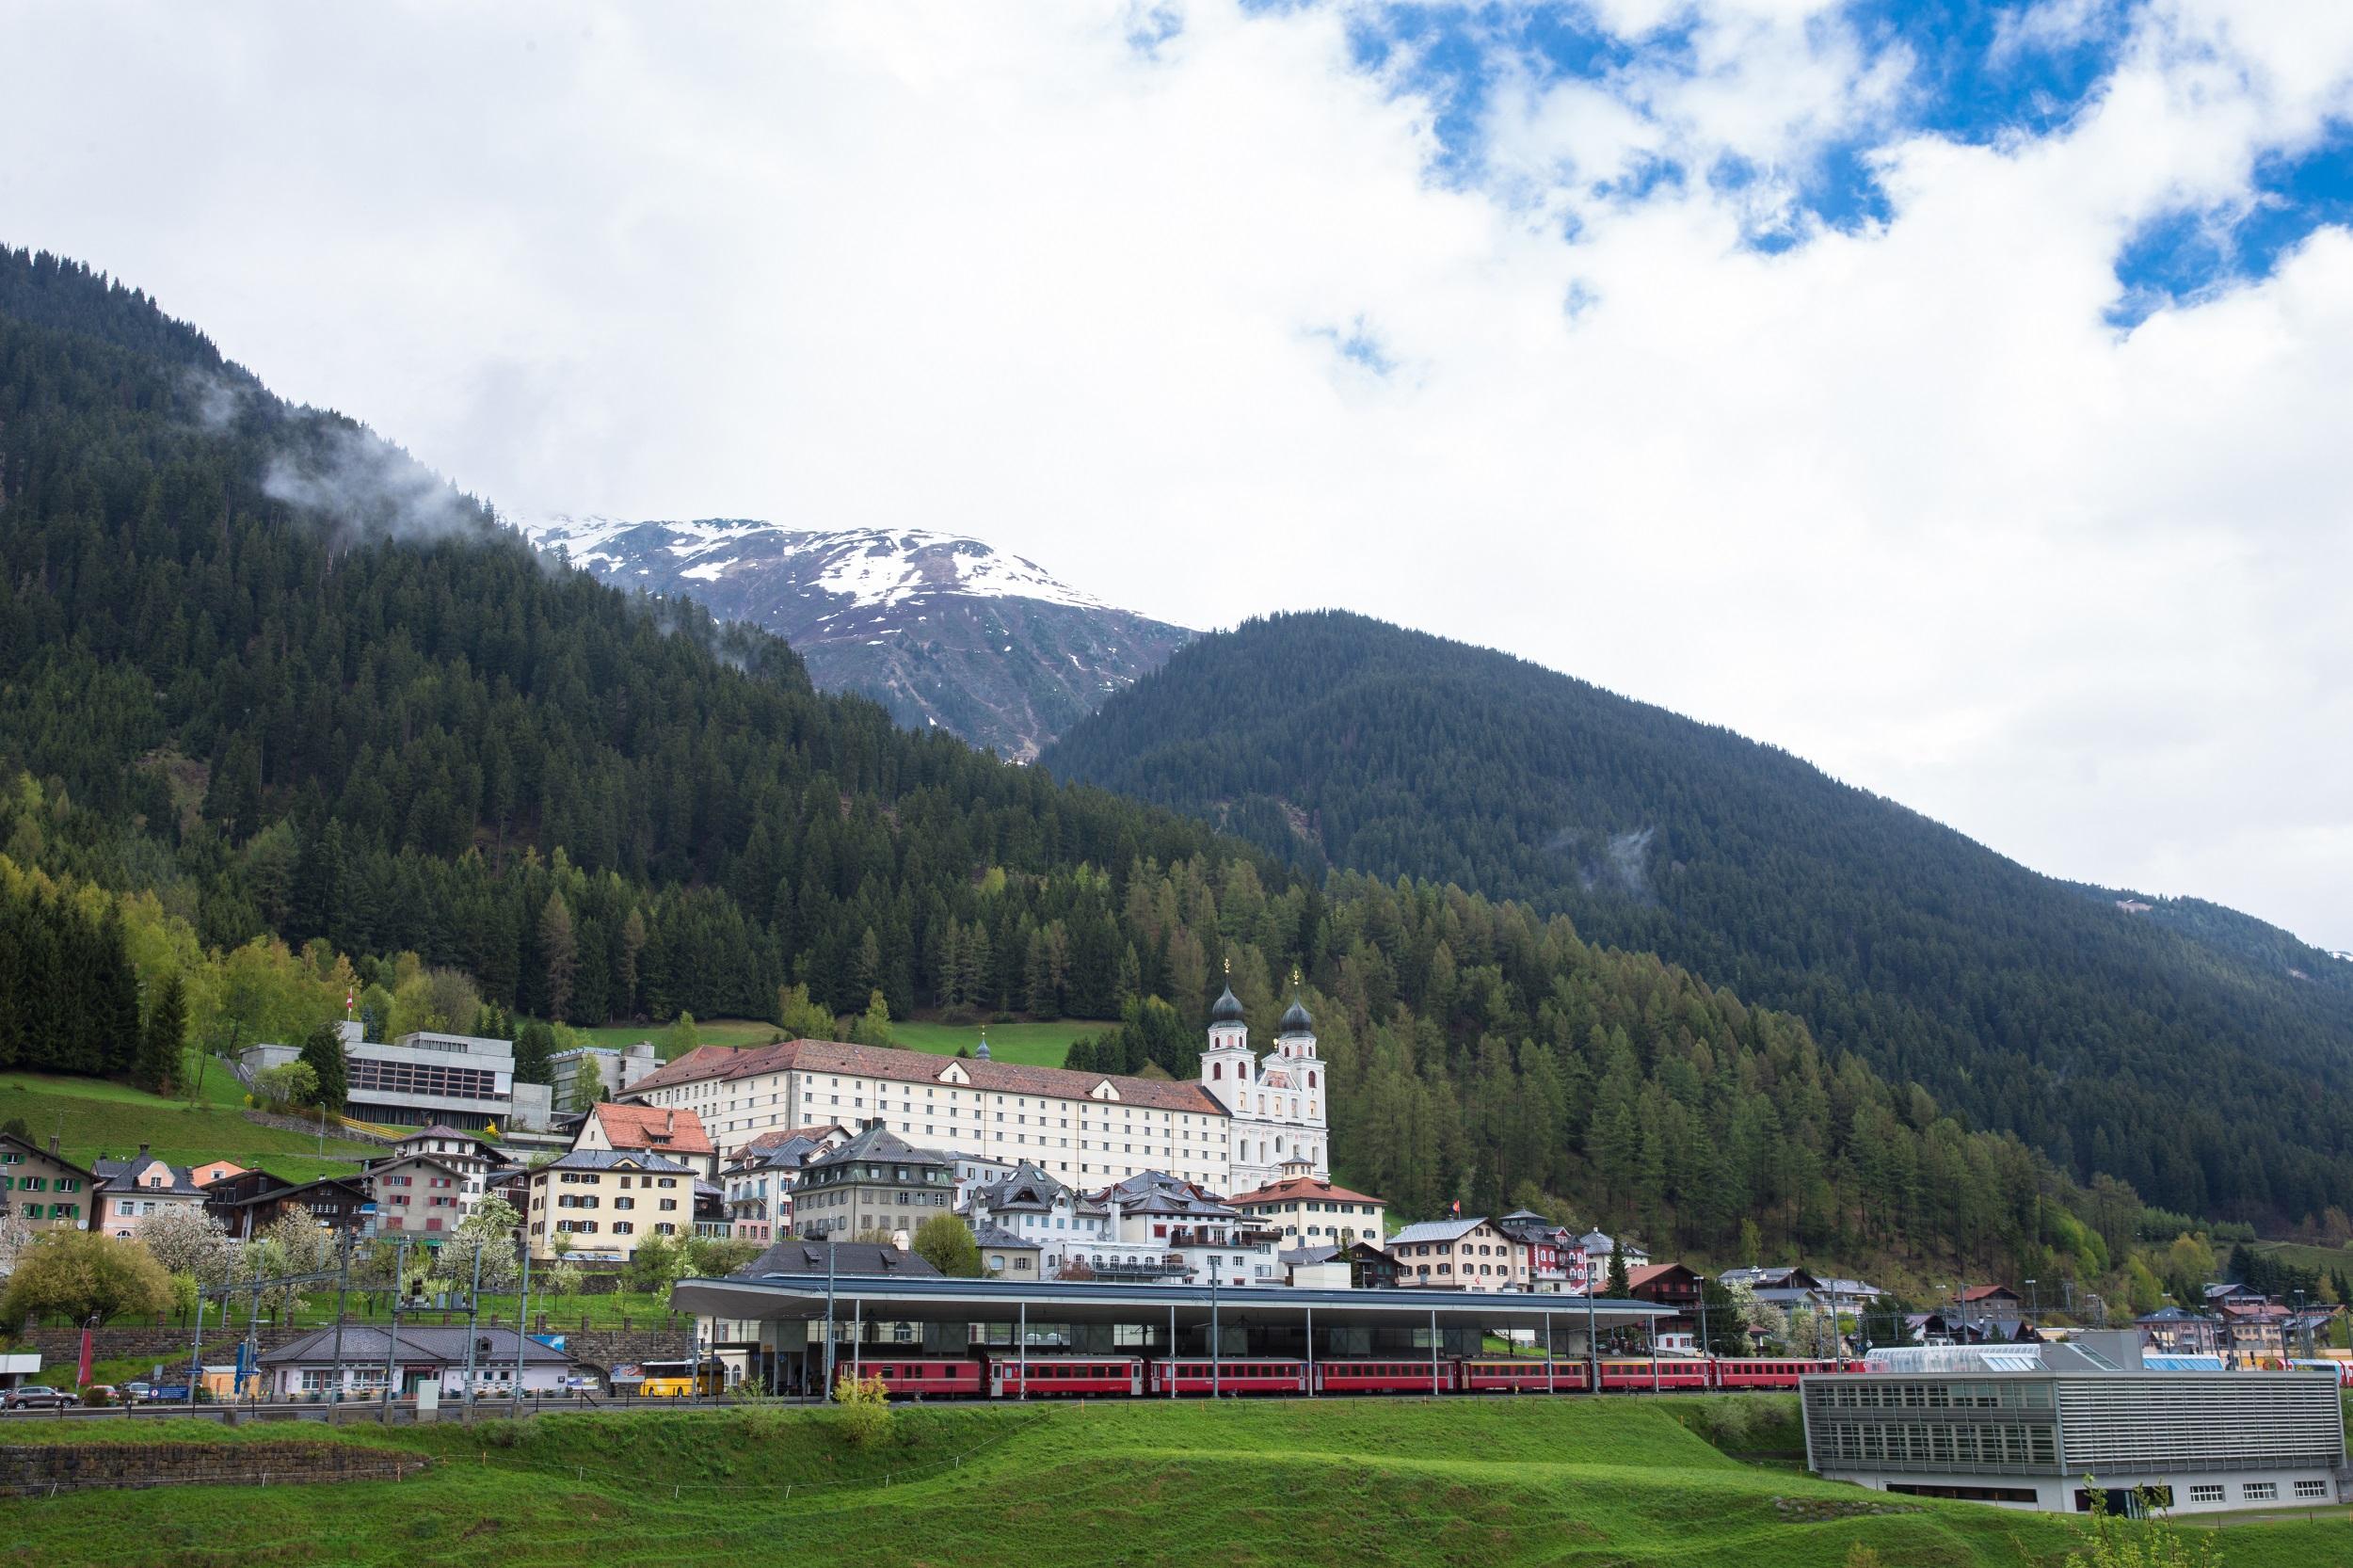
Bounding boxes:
617 984 1329 1197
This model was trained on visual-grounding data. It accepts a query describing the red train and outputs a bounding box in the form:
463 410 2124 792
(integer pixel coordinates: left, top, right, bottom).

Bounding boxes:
840 1352 1851 1400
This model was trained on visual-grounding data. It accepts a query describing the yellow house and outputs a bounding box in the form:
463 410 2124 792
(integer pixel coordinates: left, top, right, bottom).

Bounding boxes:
524 1148 696 1262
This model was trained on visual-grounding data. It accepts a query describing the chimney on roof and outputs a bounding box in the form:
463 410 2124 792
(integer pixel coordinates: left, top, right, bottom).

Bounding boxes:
137 1143 150 1160
48 1133 59 1157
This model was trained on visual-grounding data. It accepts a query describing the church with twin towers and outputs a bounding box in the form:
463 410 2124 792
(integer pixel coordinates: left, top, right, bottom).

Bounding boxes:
619 974 1329 1198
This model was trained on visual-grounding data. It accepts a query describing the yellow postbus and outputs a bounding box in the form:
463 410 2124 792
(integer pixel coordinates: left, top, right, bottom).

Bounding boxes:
630 1358 724 1398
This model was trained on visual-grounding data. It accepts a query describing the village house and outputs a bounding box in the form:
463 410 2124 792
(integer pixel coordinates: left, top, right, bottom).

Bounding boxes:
202 1170 369 1240
793 1125 956 1243
1224 1167 1387 1251
1388 1216 1536 1292
365 1154 472 1242
259 1325 599 1400
91 1146 209 1240
0 1132 97 1233
572 1102 719 1180
1094 1170 1280 1288
721 1126 847 1245
524 1148 698 1262
1497 1210 1576 1291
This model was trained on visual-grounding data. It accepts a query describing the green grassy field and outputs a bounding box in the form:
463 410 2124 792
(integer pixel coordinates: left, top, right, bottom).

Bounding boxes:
888 1018 1107 1067
5 1398 2348 1567
0 1068 383 1184
564 1016 1109 1068
2252 1239 2353 1278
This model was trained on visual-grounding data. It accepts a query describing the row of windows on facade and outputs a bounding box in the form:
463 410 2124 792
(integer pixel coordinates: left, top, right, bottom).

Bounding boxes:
1410 1261 1519 1277
297 1368 525 1389
548 1219 679 1236
804 1189 948 1208
349 1063 498 1096
1402 1242 1518 1257
0 1171 83 1192
554 1173 681 1188
549 1193 681 1210
11 1202 79 1220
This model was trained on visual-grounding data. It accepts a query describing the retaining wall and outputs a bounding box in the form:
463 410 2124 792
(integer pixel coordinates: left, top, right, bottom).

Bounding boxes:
0 1440 430 1496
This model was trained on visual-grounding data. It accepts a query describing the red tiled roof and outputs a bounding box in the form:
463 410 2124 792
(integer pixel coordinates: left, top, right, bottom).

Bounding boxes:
1225 1176 1385 1208
1961 1284 2021 1302
617 1038 1225 1115
740 1125 847 1155
584 1102 713 1156
1626 1263 1699 1289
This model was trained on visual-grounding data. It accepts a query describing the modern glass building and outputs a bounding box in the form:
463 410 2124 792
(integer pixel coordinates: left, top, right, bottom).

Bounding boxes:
1802 1338 2347 1513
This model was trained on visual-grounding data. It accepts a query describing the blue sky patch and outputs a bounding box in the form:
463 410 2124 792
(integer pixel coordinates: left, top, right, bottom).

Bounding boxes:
2107 121 2353 328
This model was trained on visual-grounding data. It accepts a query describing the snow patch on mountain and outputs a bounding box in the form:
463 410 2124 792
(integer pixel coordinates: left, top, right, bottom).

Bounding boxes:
517 515 1108 612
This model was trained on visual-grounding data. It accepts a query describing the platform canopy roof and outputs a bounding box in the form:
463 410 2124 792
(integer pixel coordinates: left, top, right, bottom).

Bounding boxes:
671 1273 1671 1331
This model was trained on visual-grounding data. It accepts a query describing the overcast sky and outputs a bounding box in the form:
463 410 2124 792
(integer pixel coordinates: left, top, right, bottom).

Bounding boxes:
5 1 2350 950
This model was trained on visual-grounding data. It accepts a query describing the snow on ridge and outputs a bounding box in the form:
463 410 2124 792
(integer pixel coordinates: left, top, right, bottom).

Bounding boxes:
524 513 1109 612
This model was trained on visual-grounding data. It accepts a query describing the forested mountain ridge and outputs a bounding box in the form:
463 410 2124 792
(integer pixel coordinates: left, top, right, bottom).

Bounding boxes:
0 246 2219 1305
1044 611 2353 1227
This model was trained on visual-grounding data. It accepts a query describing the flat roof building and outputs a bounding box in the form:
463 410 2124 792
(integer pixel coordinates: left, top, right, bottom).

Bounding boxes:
1802 1338 2349 1513
241 1022 552 1134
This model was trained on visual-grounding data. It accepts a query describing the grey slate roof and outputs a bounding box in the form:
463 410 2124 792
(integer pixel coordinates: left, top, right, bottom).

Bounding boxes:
805 1124 953 1172
1389 1217 1490 1246
91 1154 208 1197
536 1148 694 1174
734 1240 945 1279
260 1325 588 1368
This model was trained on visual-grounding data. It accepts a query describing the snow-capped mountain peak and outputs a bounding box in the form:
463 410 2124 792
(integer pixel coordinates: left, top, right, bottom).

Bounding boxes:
518 516 1109 613
511 514 1184 761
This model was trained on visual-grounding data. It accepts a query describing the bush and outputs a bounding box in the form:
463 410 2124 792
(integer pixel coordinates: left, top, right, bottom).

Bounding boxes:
82 1388 112 1408
831 1371 892 1448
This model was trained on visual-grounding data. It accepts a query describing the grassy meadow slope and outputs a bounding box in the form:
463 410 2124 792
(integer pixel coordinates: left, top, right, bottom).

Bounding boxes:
0 1068 380 1184
6 1400 2346 1568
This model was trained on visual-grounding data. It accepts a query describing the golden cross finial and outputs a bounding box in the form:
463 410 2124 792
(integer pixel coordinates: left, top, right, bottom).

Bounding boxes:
1223 954 1230 977
1291 965 1302 990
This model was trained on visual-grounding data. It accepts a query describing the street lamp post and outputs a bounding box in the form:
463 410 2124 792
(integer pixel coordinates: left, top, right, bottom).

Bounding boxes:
2025 1278 2038 1328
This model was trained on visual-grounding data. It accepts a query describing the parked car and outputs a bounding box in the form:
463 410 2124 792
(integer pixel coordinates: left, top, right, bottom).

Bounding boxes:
4 1385 78 1410
122 1382 155 1404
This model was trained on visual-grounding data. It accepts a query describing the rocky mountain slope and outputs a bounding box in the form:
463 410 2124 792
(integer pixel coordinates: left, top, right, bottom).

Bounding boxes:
517 517 1188 760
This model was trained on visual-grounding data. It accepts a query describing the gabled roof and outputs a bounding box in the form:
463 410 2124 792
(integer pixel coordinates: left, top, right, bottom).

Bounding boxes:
617 1037 1224 1115
1388 1217 1492 1246
261 1325 587 1368
580 1102 714 1158
805 1124 952 1172
1225 1175 1386 1208
734 1240 944 1279
1961 1284 2023 1302
1093 1170 1235 1218
0 1133 98 1183
971 1223 1039 1251
208 1176 368 1210
91 1154 208 1197
1626 1262 1703 1290
533 1149 694 1175
395 1126 503 1156
741 1125 849 1156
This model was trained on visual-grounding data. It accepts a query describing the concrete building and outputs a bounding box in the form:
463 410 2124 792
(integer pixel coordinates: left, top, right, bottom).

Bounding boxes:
1803 1338 2350 1513
0 1132 97 1233
548 1041 659 1110
618 988 1333 1195
240 1021 551 1133
524 1148 698 1262
572 1102 718 1180
1225 1169 1386 1251
793 1125 956 1243
91 1147 210 1240
1390 1216 1537 1291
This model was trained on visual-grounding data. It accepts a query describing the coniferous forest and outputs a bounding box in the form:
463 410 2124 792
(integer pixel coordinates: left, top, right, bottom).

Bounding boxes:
0 245 2300 1305
1044 617 2353 1232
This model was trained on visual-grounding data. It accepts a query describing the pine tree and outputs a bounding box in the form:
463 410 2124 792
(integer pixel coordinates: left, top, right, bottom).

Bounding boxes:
296 1020 348 1112
134 972 188 1095
540 891 577 1024
512 1019 556 1086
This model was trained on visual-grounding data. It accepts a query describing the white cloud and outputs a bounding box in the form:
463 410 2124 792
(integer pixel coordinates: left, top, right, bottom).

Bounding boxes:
2 0 2349 947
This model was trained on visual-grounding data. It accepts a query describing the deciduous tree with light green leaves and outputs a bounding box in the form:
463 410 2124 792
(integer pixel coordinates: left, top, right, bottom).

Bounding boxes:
913 1213 984 1278
0 1230 175 1324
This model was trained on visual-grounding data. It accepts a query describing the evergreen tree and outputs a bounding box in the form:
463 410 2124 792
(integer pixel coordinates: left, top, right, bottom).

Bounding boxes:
134 971 188 1095
296 1021 348 1112
512 1019 556 1086
540 891 577 1023
850 989 894 1048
